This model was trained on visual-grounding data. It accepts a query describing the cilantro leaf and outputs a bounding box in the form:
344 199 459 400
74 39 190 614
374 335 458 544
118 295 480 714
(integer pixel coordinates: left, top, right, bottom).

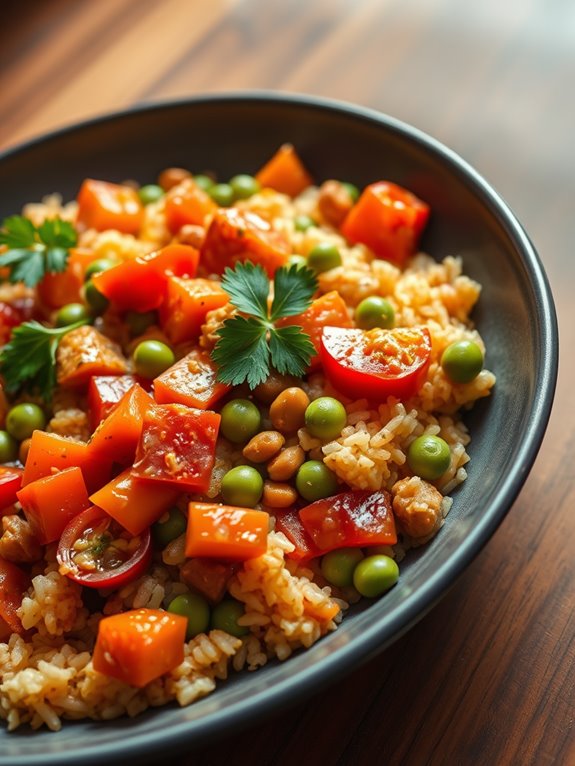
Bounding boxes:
0 216 36 249
220 261 269 320
45 247 69 273
211 316 270 389
37 218 77 249
9 251 45 287
270 264 317 321
269 325 316 377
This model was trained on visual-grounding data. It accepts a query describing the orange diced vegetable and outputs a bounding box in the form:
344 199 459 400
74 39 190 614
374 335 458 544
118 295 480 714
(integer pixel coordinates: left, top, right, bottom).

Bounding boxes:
87 374 138 431
56 325 128 388
17 466 91 544
255 143 314 198
303 598 340 622
92 608 186 687
77 179 144 235
185 502 269 560
164 178 217 233
89 383 154 465
90 469 180 536
159 276 229 345
153 346 230 410
200 208 290 277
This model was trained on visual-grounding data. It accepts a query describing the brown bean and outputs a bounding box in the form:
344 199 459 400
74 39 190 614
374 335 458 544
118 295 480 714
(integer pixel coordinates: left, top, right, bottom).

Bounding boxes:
158 167 191 191
269 387 310 433
242 431 285 463
252 370 301 405
262 481 298 508
267 445 305 481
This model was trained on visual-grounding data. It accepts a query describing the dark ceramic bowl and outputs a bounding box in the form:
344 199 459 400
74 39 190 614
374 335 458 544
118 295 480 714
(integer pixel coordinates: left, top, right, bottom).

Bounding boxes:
0 93 558 766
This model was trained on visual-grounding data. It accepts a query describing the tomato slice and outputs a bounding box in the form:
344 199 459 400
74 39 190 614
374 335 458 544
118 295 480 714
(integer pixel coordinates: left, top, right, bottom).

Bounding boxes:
299 490 397 552
0 466 23 515
0 557 30 638
320 325 431 401
57 506 152 589
0 301 26 343
273 508 322 561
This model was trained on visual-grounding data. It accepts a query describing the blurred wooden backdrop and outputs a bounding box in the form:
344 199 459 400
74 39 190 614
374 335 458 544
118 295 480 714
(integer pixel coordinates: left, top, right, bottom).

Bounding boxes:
1 0 574 764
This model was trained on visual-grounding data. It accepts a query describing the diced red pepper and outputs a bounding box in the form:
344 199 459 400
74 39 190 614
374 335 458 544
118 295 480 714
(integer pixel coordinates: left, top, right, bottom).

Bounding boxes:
0 466 23 515
0 557 30 639
153 347 230 410
273 508 322 562
87 374 138 431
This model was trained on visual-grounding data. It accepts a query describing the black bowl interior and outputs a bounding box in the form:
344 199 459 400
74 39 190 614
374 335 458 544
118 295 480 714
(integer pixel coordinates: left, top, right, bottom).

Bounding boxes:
0 94 558 766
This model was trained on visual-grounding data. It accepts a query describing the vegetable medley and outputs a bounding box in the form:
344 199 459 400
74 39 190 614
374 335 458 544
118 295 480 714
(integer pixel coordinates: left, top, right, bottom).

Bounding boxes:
0 144 495 729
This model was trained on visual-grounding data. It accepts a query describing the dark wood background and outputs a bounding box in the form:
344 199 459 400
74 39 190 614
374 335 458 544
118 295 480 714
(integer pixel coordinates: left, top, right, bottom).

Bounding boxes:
1 1 573 764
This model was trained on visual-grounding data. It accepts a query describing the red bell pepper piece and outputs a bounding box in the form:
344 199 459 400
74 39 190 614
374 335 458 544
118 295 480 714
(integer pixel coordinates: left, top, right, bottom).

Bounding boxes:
87 374 138 431
274 508 322 562
0 466 23 515
0 557 30 639
158 276 229 345
153 347 230 410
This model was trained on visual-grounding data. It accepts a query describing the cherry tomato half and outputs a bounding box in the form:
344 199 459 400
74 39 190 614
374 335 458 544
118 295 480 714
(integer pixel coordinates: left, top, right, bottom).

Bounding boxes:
57 506 152 589
320 325 432 402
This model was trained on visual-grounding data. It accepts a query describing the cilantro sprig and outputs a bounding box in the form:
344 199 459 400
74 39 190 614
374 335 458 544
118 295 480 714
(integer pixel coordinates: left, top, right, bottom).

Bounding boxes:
0 319 86 401
211 261 318 389
0 215 77 287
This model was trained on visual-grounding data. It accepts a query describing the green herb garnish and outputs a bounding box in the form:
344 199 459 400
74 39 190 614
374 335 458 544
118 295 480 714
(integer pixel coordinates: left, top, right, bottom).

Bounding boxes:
211 261 318 389
0 215 77 287
0 319 86 401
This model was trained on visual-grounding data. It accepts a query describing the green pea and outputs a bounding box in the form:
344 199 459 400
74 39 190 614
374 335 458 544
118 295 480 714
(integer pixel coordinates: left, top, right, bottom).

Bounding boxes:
320 547 364 587
295 460 338 502
208 183 235 207
220 399 261 443
221 465 264 507
287 254 307 269
84 258 118 282
441 339 484 384
152 507 187 547
353 555 399 597
229 174 261 200
138 184 164 205
84 280 109 314
307 242 342 273
304 397 347 441
0 430 18 463
6 403 46 441
55 303 91 328
355 296 395 330
407 434 451 480
125 310 157 337
294 214 315 232
342 182 360 203
133 340 175 379
193 174 215 192
211 599 249 638
168 592 210 640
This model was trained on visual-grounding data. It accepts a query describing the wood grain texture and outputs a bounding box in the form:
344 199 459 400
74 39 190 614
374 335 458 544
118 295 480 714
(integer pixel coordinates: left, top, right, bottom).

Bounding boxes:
1 0 573 763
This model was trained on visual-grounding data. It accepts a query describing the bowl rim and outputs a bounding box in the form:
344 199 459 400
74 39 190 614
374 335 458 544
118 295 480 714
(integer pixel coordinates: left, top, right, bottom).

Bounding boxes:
0 91 559 765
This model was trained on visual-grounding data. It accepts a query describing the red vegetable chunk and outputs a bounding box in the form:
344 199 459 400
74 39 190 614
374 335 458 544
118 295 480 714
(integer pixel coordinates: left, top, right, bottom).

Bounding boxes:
0 466 23 515
0 557 30 639
153 346 230 410
88 374 138 431
89 383 154 466
274 508 322 561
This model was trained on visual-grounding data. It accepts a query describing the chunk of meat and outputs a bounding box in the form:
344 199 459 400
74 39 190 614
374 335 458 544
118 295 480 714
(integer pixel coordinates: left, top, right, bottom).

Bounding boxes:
56 325 128 387
179 558 237 604
391 476 444 539
317 180 354 228
199 302 236 351
0 514 43 563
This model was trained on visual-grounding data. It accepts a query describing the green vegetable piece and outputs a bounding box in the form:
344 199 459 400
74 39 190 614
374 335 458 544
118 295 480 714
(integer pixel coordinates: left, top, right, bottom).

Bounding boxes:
441 339 484 384
229 174 261 200
208 183 235 207
168 592 211 640
125 310 157 337
294 214 315 232
6 403 46 441
342 182 360 203
355 296 395 330
304 396 347 440
320 547 364 588
84 258 118 282
138 184 164 205
0 430 18 463
152 506 187 547
133 340 175 379
295 460 338 502
307 242 342 274
407 434 451 480
220 399 261 443
211 599 249 637
193 174 214 192
84 281 109 314
55 303 91 328
221 465 264 507
287 254 307 269
353 554 399 597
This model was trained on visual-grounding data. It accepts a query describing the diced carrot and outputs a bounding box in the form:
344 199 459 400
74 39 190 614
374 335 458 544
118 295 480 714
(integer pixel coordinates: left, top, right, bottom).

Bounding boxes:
164 178 217 233
277 290 353 369
76 179 144 235
22 430 111 493
87 374 138 431
90 469 180 536
200 208 290 277
89 383 154 465
153 347 230 410
56 325 128 388
159 277 229 345
255 144 314 198
179 558 237 604
92 608 186 687
303 598 341 622
186 502 269 560
17 466 91 544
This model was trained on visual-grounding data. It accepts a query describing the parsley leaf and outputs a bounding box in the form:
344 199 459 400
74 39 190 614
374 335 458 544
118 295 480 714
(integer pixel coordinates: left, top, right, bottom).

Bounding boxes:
211 261 318 388
0 216 77 287
0 319 86 400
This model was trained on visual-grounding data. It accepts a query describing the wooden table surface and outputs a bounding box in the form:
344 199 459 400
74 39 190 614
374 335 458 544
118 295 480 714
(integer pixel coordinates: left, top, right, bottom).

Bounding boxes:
2 1 573 764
